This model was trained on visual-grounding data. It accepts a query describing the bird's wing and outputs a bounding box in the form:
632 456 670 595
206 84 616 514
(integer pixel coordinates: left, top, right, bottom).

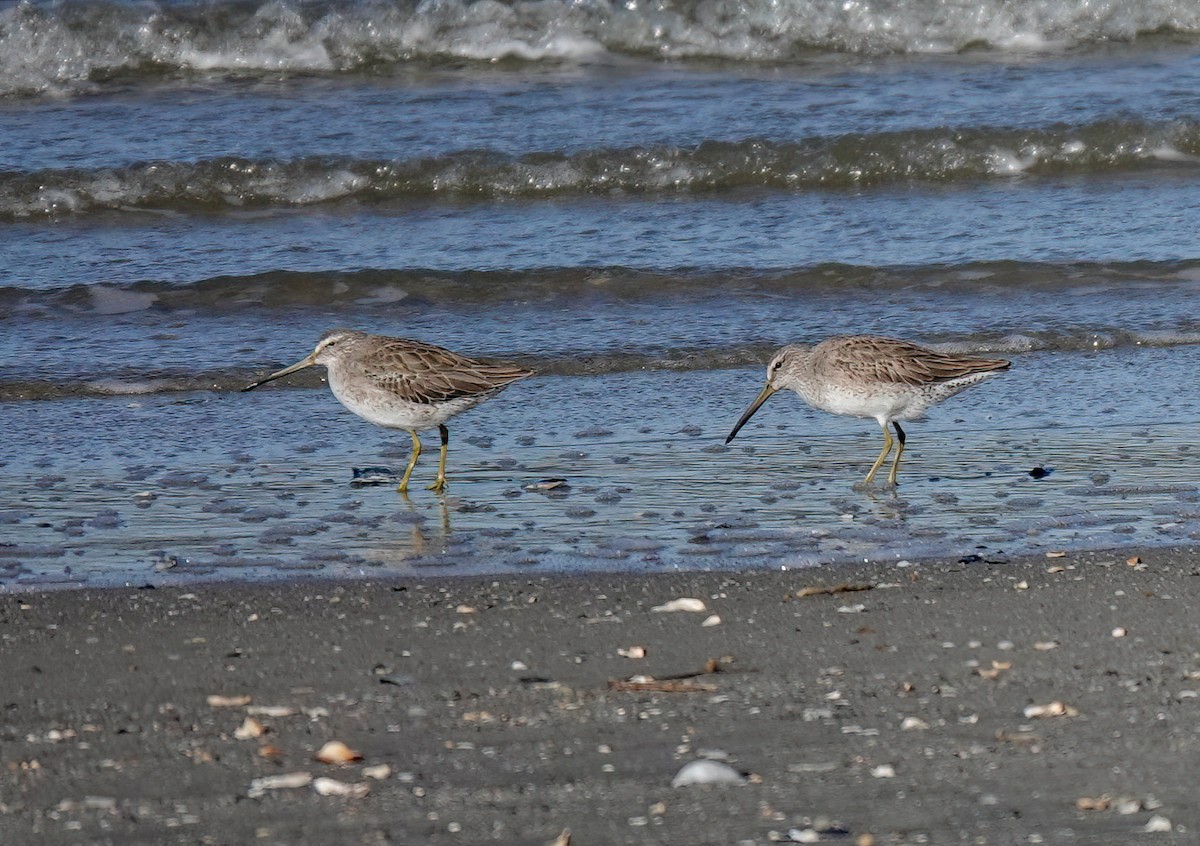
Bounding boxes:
821 336 1010 387
356 339 532 404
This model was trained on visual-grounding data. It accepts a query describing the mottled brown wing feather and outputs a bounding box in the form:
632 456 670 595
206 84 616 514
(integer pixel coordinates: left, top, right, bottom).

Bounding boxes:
356 338 532 404
822 336 1010 387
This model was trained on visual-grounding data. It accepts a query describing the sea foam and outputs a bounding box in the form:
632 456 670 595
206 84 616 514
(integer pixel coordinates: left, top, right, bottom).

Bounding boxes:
3 0 1200 97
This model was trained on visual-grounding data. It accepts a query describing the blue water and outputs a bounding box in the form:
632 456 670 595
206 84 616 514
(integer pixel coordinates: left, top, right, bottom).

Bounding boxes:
4 0 1200 586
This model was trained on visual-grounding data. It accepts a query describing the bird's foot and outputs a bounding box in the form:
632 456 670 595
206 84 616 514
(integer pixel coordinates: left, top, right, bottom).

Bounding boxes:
427 478 447 493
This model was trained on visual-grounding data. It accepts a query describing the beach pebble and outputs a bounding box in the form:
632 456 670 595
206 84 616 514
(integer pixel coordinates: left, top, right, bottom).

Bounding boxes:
362 764 392 780
89 510 123 529
158 471 210 487
787 830 820 843
1112 627 1128 637
239 506 289 523
652 598 707 613
617 646 647 659
350 467 399 487
573 426 613 438
871 764 896 778
671 759 746 788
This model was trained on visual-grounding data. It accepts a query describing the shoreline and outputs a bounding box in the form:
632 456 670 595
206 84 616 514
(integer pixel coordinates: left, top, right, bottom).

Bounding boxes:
4 546 1198 844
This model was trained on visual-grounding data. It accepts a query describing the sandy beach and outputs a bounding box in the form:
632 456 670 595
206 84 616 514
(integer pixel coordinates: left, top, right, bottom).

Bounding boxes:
4 547 1198 844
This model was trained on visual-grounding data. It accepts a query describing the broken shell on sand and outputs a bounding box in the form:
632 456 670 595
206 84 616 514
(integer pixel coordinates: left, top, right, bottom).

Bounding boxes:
316 740 363 764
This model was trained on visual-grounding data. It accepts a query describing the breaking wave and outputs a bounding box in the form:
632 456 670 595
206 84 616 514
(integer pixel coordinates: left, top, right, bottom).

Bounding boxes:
4 120 1200 217
4 0 1200 97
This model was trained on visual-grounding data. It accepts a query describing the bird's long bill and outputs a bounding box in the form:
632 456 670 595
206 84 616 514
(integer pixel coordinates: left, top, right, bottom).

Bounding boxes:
241 355 316 392
725 384 777 444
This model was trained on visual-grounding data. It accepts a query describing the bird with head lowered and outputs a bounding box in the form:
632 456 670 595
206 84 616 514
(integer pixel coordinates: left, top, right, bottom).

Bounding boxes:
726 335 1010 487
243 329 533 493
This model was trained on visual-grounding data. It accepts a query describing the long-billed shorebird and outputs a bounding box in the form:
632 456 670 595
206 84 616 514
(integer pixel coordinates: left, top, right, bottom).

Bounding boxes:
243 329 533 493
725 335 1010 486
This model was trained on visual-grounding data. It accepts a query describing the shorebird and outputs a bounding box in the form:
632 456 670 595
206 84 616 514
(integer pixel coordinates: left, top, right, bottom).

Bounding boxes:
725 335 1010 486
243 329 533 493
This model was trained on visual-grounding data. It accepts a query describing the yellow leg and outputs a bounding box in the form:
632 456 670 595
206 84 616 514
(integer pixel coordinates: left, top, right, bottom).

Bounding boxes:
863 423 894 486
398 430 421 493
887 422 907 487
427 424 449 492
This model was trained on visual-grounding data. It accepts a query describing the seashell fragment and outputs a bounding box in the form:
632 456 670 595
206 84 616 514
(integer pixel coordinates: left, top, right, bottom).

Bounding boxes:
233 717 265 740
900 717 929 731
524 479 568 491
651 598 706 613
362 764 391 780
246 705 297 717
248 772 312 797
977 660 1013 680
1112 627 1128 638
617 646 647 659
701 615 722 627
207 694 251 708
315 740 363 764
312 777 370 798
670 759 746 788
1023 701 1079 719
870 764 896 778
549 829 572 846
1144 815 1172 832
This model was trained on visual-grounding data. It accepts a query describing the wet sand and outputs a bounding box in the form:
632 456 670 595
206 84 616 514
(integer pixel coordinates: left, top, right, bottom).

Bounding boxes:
4 547 1198 844
12 345 1200 589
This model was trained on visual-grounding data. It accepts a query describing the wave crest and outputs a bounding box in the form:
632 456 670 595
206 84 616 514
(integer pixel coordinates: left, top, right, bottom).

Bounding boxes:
3 120 1199 217
4 0 1200 97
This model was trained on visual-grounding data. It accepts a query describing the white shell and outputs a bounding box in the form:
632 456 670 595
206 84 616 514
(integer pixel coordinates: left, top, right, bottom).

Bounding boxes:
670 759 746 788
651 598 707 613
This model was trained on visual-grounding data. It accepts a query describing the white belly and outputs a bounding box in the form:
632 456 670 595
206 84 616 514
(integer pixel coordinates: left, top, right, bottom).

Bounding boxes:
328 374 487 431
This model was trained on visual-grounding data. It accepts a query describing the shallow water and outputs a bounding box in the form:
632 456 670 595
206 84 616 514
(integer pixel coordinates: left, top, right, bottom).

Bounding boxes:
6 346 1200 588
4 0 1200 586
